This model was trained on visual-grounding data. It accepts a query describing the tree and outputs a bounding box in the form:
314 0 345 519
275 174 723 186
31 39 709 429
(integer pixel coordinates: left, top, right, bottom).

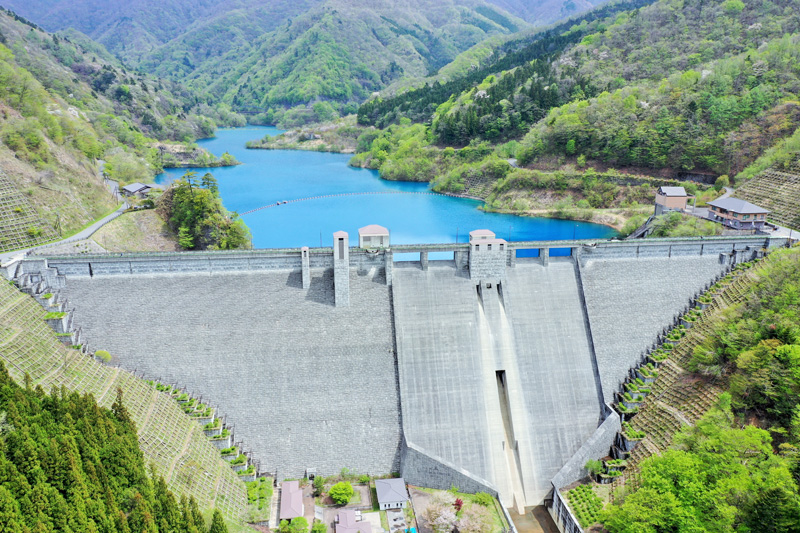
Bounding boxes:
422 492 457 533
178 226 194 249
585 459 604 479
310 520 327 533
458 504 493 533
290 516 309 532
714 174 730 191
329 482 353 505
201 173 219 194
208 509 228 533
312 476 325 497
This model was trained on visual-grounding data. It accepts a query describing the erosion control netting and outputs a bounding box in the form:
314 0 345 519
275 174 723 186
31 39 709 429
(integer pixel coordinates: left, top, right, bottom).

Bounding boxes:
0 171 58 253
0 281 248 520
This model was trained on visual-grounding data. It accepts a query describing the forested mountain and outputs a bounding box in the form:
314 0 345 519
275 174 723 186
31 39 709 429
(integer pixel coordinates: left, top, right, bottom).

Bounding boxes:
0 9 241 242
208 0 527 125
353 0 800 192
0 0 319 63
485 0 606 24
0 362 228 532
8 0 533 125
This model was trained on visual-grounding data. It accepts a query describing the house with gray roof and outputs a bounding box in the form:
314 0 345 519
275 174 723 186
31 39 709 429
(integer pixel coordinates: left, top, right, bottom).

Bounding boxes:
121 183 153 197
706 197 769 230
375 478 408 510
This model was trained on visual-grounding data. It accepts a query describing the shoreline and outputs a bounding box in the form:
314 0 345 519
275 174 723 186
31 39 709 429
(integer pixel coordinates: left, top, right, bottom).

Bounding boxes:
246 137 627 232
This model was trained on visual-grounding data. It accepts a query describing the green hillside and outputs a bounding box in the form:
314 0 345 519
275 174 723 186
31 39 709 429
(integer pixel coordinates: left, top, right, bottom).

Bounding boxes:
200 0 527 125
0 9 247 250
0 361 229 532
0 279 248 525
347 0 800 226
486 0 605 24
598 247 800 532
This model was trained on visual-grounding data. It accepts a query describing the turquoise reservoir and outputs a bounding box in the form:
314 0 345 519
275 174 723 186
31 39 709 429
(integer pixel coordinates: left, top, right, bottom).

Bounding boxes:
156 127 617 250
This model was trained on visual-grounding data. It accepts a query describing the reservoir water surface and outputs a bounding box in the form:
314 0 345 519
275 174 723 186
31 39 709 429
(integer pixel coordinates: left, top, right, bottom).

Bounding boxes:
156 127 616 249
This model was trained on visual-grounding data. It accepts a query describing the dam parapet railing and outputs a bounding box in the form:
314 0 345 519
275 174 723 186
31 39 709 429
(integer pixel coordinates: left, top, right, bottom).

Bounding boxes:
2 234 790 282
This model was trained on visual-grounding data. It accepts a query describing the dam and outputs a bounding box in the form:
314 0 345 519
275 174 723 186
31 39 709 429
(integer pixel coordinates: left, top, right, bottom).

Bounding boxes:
4 232 788 512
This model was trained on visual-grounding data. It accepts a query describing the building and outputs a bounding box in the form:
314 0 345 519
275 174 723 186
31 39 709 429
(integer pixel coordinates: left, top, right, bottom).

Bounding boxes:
121 183 154 198
358 225 390 248
335 509 372 533
706 197 769 230
375 478 408 510
279 480 304 521
469 229 496 242
654 186 689 215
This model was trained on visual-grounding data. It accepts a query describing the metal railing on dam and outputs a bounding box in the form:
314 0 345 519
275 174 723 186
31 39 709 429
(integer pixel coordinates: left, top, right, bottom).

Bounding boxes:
25 233 789 260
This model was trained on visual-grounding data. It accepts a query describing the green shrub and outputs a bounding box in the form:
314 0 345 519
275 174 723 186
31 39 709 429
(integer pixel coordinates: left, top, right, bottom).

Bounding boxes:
94 350 111 362
472 492 494 507
329 481 354 505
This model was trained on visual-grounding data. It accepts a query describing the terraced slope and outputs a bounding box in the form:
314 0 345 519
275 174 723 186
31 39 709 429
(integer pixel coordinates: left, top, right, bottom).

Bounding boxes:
0 279 248 520
609 253 784 495
735 157 800 230
0 171 58 253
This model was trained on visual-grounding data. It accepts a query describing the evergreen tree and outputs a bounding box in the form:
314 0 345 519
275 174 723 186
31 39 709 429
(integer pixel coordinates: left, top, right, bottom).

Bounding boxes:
208 509 228 533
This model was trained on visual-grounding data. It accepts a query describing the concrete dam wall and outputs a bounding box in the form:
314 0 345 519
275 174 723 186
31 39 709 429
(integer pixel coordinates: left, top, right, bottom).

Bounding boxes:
8 235 787 508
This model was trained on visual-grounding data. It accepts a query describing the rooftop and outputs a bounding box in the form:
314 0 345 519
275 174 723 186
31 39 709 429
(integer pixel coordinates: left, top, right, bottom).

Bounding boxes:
279 480 304 520
375 478 407 504
333 230 349 239
658 186 687 197
707 197 769 214
469 229 495 237
336 509 372 533
122 182 151 193
359 225 389 236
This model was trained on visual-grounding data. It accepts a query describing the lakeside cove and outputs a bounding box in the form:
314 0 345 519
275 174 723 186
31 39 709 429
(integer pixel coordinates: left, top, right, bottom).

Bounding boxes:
157 126 618 248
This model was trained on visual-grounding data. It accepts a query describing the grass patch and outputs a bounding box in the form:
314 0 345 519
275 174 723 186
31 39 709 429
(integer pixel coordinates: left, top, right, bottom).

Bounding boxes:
246 477 273 523
43 311 66 320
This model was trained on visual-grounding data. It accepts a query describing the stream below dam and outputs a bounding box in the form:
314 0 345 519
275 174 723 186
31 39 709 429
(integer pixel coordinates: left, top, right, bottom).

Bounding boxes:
156 126 616 250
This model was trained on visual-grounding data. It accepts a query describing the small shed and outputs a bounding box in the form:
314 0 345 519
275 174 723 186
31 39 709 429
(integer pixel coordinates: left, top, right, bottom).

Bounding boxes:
654 186 688 215
279 480 304 521
121 182 153 198
375 478 408 510
358 225 390 248
469 229 496 242
335 509 372 533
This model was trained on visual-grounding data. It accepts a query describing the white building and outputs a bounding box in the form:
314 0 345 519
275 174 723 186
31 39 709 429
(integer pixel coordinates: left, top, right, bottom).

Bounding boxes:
375 478 408 510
